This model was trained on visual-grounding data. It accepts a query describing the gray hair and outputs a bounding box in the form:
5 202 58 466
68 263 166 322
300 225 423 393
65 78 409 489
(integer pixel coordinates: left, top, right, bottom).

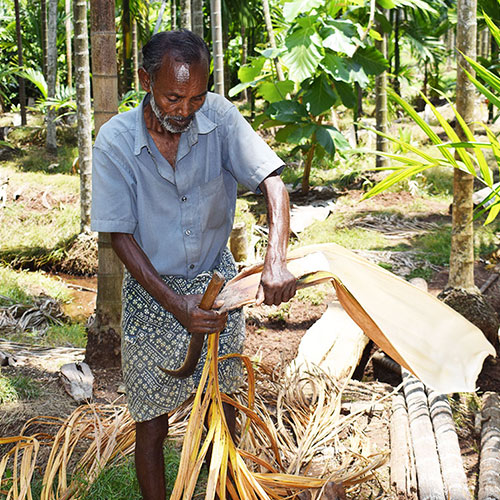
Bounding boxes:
142 29 210 82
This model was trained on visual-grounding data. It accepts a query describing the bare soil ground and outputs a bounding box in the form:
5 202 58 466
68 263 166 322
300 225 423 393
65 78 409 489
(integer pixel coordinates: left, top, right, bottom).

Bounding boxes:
1 190 499 498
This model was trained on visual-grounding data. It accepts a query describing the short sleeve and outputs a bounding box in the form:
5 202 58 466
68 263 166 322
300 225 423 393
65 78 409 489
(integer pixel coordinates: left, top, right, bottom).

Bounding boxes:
91 146 138 233
222 106 284 192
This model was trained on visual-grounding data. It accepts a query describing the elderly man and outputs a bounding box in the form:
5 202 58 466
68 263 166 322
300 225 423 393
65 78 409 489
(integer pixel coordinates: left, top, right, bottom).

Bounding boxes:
91 29 295 499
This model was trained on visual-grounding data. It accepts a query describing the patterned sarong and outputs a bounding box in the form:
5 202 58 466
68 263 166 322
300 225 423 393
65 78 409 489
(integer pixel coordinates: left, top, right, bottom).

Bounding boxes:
121 249 245 422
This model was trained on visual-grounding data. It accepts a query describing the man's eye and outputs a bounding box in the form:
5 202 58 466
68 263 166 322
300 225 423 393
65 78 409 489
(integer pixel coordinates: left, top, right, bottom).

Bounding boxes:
167 97 179 103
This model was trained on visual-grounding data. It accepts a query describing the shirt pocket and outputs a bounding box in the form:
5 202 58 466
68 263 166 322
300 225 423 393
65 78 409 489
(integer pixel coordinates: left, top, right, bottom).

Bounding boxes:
199 173 228 230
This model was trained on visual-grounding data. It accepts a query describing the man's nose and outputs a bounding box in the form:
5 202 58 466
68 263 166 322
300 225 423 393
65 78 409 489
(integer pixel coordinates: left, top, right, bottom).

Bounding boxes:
179 100 192 118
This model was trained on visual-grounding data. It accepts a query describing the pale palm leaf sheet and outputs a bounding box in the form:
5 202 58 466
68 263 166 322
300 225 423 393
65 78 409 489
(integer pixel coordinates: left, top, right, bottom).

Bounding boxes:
219 243 495 393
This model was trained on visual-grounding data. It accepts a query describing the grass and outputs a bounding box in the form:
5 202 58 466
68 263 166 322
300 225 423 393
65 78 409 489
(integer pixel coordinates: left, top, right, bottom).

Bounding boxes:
294 215 391 250
0 265 72 305
45 323 87 348
391 222 500 266
0 371 41 404
79 442 206 500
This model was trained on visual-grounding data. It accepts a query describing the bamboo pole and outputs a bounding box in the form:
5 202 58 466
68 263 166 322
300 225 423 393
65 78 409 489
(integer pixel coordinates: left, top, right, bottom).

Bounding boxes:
402 371 445 500
427 389 471 500
478 392 500 500
390 393 418 499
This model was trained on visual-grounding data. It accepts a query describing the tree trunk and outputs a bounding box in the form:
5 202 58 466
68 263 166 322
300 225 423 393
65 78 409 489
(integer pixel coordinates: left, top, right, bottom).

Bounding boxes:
441 0 500 351
261 0 284 81
449 0 477 290
132 19 139 91
87 0 123 368
121 0 132 93
171 0 177 30
73 0 92 233
240 26 249 102
180 0 191 29
41 0 48 78
393 8 401 95
65 0 73 91
191 0 203 38
14 0 26 126
46 0 58 154
154 0 168 34
210 0 224 96
375 12 389 169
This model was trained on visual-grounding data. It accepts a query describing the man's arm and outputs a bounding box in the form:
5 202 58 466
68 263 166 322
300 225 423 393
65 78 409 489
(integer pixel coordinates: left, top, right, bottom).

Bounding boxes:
110 233 228 334
256 173 296 305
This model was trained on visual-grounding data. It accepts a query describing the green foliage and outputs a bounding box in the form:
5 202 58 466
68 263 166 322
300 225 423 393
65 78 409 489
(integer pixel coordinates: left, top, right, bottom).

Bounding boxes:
0 371 41 404
364 89 500 223
229 0 387 192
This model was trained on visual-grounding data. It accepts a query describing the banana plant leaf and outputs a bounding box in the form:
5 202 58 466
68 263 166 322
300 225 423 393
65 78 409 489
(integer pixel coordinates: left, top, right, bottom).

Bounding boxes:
218 243 496 394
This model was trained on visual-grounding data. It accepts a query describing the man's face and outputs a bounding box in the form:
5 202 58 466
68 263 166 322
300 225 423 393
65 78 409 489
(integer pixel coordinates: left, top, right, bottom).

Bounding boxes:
143 54 209 134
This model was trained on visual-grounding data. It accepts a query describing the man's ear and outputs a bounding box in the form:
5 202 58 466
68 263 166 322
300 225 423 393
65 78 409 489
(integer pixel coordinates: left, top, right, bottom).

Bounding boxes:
138 68 152 93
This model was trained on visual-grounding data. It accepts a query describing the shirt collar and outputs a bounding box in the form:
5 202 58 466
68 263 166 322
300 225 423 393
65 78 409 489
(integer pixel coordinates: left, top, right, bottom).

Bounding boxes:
134 93 217 156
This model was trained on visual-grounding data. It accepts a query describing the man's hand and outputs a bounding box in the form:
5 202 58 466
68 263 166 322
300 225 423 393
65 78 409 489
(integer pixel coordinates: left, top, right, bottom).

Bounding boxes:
173 294 228 335
256 263 296 306
257 173 296 306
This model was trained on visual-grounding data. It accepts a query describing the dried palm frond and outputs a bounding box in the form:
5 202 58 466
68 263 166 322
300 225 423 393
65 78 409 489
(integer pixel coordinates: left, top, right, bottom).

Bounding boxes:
219 243 495 393
170 325 388 500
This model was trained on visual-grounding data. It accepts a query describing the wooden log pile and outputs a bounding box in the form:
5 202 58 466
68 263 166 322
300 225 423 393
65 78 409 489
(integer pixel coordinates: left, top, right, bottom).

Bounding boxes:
478 392 500 500
390 371 472 500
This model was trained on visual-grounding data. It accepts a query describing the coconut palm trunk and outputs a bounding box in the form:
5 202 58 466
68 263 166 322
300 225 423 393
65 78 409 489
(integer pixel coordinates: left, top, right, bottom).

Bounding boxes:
154 0 168 34
65 0 73 90
14 0 26 125
191 0 203 38
180 0 191 29
73 0 92 233
41 0 48 78
449 0 477 289
171 0 177 30
132 19 140 91
210 0 224 95
375 12 389 168
86 0 123 368
121 0 133 92
46 0 58 153
261 0 284 82
440 0 500 351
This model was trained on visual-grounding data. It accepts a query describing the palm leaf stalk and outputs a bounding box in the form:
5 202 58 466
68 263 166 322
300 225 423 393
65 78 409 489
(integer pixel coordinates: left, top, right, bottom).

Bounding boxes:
170 294 387 500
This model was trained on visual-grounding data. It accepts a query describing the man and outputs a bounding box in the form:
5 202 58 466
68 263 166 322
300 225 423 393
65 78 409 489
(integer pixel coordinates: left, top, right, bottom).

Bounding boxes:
91 29 296 500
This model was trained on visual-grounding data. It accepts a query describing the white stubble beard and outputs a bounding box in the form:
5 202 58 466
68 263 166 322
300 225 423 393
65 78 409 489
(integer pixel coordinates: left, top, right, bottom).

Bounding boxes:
149 91 194 134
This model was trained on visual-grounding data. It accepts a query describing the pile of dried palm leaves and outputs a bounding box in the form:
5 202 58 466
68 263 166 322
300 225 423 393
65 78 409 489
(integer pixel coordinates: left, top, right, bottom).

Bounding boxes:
0 356 390 499
0 294 65 336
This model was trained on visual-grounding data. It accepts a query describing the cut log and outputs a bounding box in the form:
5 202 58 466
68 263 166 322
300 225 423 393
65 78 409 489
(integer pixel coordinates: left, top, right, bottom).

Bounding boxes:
287 302 369 380
60 362 94 403
390 393 418 499
478 392 500 500
403 370 445 500
427 389 471 500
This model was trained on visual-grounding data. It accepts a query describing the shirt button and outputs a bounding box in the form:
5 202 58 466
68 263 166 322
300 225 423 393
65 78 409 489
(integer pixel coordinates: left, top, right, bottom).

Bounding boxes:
181 196 187 202
185 229 191 236
189 264 195 269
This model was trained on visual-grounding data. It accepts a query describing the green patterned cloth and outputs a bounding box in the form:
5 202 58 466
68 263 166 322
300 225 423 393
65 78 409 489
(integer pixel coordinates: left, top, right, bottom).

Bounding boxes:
121 249 245 422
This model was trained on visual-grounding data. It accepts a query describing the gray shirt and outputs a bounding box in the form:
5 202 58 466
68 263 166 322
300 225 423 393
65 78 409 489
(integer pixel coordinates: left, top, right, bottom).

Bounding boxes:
91 92 284 279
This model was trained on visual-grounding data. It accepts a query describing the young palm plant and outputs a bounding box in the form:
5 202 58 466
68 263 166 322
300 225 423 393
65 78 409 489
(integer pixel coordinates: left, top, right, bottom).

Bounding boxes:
364 9 500 224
